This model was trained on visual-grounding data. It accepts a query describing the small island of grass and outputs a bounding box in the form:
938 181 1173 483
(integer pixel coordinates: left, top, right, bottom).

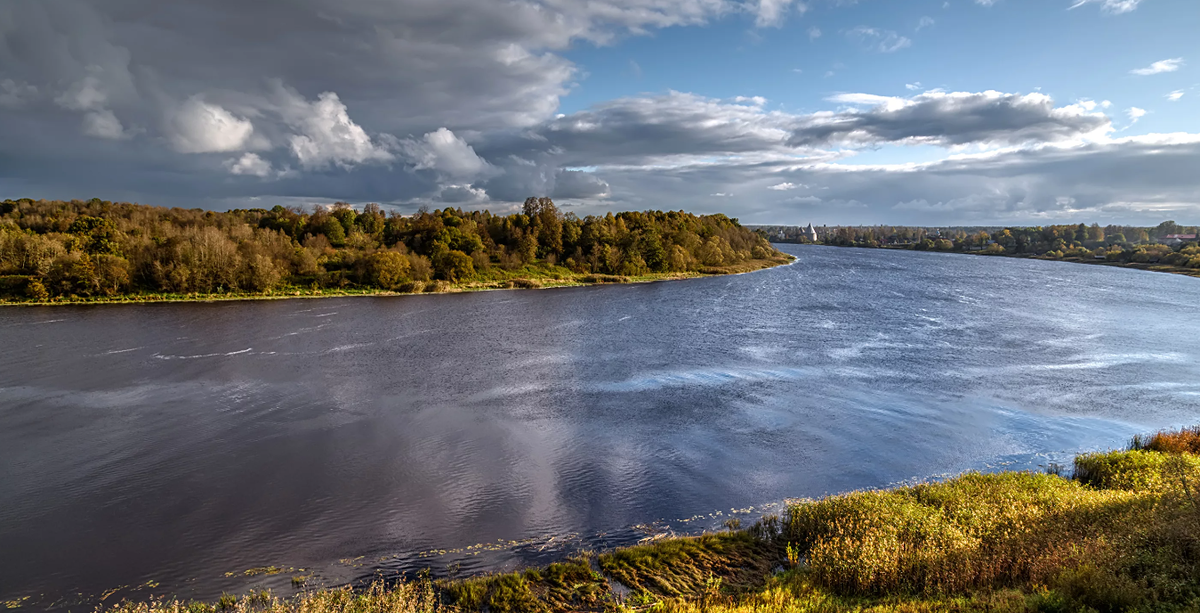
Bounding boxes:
0 197 791 305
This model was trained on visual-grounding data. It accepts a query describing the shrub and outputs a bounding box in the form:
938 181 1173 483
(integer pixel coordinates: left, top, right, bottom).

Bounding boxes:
1133 426 1200 455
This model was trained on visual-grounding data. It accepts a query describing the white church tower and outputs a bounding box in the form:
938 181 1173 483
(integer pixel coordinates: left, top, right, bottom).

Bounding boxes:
805 223 818 242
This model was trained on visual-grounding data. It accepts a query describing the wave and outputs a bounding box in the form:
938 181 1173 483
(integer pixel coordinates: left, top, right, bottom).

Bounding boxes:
591 366 815 393
153 348 253 360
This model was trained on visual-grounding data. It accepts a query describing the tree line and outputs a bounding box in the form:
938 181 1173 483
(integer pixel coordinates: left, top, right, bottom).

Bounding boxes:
759 221 1200 269
0 197 783 301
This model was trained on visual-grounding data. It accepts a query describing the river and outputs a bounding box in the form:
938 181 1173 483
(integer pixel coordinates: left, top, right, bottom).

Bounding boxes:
2 244 1199 609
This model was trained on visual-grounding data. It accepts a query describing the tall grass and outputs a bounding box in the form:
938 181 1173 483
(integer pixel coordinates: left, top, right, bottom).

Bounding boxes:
103 580 441 613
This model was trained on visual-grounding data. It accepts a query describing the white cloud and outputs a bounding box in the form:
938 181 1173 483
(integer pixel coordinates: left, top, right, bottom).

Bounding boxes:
167 98 257 154
916 16 935 31
1069 0 1144 14
1127 107 1147 123
404 128 492 178
755 0 797 27
437 184 491 203
274 87 394 170
1167 90 1185 102
905 82 922 91
1130 58 1185 76
768 182 802 190
847 27 912 53
808 26 822 40
734 96 768 106
225 153 274 177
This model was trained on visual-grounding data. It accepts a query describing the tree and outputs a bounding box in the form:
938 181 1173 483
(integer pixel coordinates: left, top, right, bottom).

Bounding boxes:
365 251 410 289
435 249 474 282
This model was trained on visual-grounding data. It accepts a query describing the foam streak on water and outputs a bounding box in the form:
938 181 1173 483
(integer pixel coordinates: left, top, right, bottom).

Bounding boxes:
1 244 1199 609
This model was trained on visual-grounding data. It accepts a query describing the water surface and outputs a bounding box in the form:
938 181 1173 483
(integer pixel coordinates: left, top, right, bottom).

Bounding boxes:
2 244 1199 607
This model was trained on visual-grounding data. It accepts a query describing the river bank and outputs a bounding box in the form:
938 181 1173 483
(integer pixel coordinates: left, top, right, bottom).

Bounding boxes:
93 425 1200 613
0 255 794 307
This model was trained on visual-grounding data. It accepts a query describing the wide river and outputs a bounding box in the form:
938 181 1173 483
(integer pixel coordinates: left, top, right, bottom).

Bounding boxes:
3 244 1200 608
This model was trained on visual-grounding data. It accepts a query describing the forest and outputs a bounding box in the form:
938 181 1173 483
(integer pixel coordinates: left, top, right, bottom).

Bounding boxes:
759 221 1200 271
0 197 787 302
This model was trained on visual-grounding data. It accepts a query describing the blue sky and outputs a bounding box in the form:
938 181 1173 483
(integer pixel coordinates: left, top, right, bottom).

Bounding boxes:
565 0 1196 132
0 0 1197 225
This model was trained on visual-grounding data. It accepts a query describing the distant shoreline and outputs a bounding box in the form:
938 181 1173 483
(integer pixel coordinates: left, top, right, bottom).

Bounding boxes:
781 241 1200 280
0 256 794 307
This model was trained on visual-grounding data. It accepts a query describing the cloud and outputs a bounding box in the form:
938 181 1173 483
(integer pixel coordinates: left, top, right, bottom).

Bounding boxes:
794 90 1111 147
755 0 798 27
553 170 612 199
916 16 935 31
1126 107 1147 123
54 74 111 112
0 79 38 108
1131 58 1185 76
225 153 274 177
82 109 131 140
403 128 491 178
0 0 1195 226
584 133 1200 225
274 88 394 170
1167 90 1185 102
847 27 912 53
437 184 490 203
905 82 922 91
166 98 257 154
1069 0 1144 14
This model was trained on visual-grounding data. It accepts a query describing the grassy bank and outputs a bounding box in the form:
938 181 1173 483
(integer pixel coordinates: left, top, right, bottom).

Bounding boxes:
1 256 793 307
1024 254 1200 280
95 425 1200 613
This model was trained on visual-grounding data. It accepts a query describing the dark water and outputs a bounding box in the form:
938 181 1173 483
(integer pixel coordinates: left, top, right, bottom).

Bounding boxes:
3 244 1200 609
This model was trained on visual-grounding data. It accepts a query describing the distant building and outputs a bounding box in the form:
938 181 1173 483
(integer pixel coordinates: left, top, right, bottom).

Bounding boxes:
1164 234 1198 244
805 223 818 242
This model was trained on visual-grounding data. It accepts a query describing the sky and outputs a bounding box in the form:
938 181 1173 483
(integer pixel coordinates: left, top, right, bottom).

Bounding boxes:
0 0 1197 226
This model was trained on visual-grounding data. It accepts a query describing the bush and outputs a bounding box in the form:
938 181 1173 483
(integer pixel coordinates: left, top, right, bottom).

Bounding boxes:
1071 450 1192 491
365 250 410 289
1132 426 1200 455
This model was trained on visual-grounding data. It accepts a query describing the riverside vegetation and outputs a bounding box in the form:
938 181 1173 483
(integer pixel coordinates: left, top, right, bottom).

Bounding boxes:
760 221 1200 279
0 198 790 304
100 425 1200 613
